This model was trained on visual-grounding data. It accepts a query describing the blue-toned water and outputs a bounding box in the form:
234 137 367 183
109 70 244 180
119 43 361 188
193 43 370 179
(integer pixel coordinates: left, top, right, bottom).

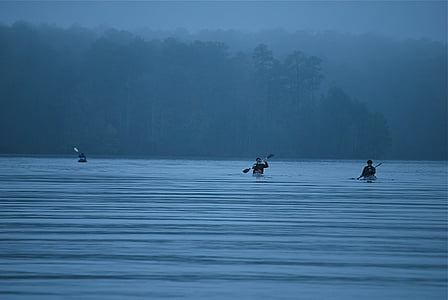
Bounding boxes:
0 157 447 299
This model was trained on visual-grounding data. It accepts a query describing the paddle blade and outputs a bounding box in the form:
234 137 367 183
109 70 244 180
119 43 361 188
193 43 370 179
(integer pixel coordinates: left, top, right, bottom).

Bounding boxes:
267 154 274 159
74 147 79 153
242 168 251 173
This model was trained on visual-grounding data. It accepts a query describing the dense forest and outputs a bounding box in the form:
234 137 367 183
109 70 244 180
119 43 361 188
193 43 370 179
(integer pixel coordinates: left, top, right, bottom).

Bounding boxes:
0 22 446 159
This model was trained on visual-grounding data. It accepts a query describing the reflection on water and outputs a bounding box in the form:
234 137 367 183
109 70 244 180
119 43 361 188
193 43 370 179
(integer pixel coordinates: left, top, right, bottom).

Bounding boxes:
0 157 447 299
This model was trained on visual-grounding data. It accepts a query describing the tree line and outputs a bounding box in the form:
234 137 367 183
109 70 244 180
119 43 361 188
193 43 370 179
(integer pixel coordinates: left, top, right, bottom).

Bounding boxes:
141 28 448 160
0 22 443 159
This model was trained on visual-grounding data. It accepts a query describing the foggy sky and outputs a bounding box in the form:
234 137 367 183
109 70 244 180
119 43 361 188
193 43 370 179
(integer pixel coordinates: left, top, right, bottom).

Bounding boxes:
0 1 446 42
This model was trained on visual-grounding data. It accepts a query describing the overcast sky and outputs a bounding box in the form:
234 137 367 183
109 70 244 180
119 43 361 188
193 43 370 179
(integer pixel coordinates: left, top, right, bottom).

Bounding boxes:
0 1 446 42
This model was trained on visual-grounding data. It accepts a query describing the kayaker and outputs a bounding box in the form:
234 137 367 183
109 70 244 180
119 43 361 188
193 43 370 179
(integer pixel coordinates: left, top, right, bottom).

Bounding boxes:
252 157 269 174
358 160 376 179
78 153 87 162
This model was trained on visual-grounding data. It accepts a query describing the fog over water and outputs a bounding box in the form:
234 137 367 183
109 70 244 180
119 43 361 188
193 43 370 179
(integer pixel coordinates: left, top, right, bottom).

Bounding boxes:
0 2 447 298
0 1 446 160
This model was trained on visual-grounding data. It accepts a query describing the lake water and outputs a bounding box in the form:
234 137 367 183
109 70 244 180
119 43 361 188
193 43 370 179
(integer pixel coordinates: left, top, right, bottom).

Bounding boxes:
0 157 447 299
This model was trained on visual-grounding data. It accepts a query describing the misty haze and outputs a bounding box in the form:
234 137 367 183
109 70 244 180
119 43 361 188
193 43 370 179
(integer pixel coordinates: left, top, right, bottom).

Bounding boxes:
0 1 446 159
0 1 446 300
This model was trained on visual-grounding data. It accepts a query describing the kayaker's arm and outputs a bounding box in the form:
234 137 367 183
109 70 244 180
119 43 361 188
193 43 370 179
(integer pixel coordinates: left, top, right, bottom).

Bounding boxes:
359 166 368 178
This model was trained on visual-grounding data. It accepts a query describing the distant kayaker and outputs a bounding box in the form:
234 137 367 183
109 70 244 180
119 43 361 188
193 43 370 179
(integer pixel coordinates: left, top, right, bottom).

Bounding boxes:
78 153 87 162
358 160 376 179
252 157 269 174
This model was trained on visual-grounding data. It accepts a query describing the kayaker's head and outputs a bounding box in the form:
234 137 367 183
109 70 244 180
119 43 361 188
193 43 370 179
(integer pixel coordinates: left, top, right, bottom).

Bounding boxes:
256 157 262 163
367 160 373 165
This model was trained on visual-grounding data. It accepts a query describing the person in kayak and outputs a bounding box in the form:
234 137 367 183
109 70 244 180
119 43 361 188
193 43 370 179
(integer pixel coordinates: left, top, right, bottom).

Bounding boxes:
78 153 87 162
252 157 269 174
358 160 376 179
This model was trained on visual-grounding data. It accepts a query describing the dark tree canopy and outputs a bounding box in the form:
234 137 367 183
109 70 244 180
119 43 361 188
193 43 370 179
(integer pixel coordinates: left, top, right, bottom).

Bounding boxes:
0 23 445 160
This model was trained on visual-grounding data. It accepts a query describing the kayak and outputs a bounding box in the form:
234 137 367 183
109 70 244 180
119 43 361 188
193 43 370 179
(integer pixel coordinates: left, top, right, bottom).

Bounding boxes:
78 159 87 163
361 175 376 181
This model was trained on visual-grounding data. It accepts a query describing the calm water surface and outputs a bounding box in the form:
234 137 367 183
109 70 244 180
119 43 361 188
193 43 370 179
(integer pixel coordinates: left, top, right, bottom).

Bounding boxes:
0 157 447 299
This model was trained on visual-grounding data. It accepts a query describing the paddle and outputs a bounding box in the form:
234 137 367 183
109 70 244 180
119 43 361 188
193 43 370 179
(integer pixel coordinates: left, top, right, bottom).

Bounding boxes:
356 162 382 180
243 154 274 173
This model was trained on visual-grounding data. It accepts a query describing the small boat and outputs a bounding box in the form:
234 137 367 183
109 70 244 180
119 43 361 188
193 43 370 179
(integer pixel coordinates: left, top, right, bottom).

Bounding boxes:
78 159 87 163
361 175 376 181
252 172 264 177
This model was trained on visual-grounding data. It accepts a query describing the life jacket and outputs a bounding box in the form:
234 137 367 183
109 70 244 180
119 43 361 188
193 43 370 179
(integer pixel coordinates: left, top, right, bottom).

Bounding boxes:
364 166 375 177
253 162 266 174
